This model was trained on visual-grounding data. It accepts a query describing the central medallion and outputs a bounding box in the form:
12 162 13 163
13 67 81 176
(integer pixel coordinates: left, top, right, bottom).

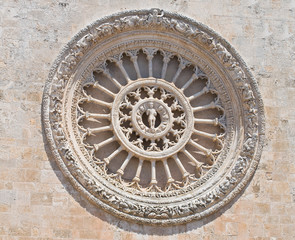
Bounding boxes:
133 99 172 138
112 78 193 160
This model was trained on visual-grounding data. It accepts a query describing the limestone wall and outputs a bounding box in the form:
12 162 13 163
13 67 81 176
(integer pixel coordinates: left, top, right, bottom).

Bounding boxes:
0 0 294 239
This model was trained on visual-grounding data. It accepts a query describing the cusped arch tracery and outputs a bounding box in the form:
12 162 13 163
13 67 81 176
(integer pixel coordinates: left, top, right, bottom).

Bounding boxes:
43 9 264 225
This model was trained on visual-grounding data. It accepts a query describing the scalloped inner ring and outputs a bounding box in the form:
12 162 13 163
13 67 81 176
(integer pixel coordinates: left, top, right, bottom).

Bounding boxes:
111 78 194 161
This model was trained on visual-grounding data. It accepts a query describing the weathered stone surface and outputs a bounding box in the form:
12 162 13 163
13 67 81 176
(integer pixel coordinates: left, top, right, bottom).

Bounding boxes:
0 0 294 239
42 8 264 225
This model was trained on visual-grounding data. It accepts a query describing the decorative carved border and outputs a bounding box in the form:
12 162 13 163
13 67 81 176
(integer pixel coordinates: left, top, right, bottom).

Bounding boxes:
42 9 265 225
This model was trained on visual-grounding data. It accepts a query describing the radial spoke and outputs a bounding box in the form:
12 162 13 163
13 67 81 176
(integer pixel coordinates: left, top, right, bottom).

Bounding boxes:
92 82 115 97
134 60 142 78
85 96 112 108
160 51 173 79
132 159 143 182
85 112 110 120
143 48 157 78
188 85 209 101
193 129 218 141
117 152 132 175
181 67 200 91
94 136 116 151
94 63 122 88
188 139 212 157
77 111 110 123
116 60 131 83
182 149 201 166
193 101 216 112
148 60 152 78
171 68 181 84
161 59 169 79
87 125 112 135
182 149 202 178
150 161 157 185
172 154 189 179
105 71 122 88
181 76 196 91
163 159 174 183
125 50 141 79
104 146 122 164
131 56 141 78
194 118 219 126
171 57 190 84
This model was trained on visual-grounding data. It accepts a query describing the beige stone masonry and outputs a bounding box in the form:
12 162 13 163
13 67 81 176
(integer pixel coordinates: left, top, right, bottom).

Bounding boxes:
0 0 294 239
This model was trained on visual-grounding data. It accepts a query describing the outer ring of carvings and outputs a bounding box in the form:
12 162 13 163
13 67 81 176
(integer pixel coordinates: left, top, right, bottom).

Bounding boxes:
42 9 265 225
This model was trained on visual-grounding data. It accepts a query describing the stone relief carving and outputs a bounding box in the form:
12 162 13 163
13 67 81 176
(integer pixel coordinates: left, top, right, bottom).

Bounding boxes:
42 9 265 225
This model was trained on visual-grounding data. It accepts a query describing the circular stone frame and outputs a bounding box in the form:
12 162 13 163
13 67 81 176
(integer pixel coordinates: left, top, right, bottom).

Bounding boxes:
42 9 265 225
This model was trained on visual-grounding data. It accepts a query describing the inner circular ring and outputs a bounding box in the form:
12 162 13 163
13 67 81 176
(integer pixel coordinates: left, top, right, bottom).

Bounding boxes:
111 78 194 161
132 98 173 140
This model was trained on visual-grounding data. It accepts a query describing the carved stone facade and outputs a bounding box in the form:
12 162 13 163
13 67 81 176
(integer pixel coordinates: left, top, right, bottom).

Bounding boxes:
43 9 264 225
2 0 295 239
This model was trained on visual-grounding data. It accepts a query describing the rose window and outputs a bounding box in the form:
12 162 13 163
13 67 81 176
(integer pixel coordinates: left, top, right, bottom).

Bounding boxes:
77 48 226 193
43 9 265 225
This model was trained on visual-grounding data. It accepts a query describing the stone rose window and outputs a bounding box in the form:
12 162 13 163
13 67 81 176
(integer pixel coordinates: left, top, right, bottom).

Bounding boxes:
43 9 265 225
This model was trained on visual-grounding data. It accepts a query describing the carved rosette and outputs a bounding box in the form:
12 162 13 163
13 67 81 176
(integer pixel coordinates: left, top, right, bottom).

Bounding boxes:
42 9 265 225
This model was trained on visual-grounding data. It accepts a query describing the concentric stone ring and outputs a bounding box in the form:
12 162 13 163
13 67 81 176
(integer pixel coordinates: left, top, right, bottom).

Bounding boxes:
42 9 265 225
112 78 193 160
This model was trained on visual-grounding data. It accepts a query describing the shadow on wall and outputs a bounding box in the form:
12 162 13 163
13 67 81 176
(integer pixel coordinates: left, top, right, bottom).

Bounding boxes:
41 118 250 235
